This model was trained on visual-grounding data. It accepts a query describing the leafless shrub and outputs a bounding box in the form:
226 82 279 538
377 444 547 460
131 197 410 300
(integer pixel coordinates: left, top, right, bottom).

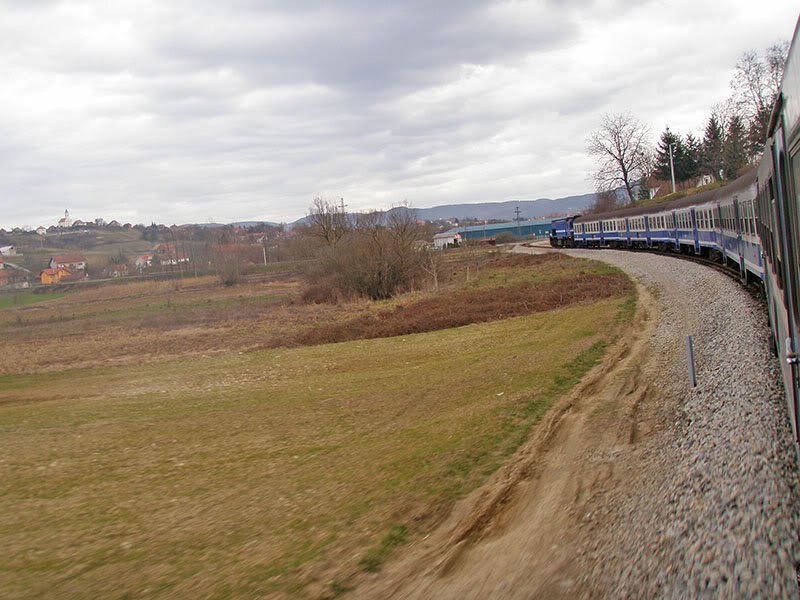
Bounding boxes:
214 248 246 286
301 280 348 305
303 202 428 300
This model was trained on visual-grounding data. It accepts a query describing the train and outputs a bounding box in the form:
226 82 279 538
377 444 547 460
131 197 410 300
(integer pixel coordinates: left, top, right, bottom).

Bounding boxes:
550 16 800 446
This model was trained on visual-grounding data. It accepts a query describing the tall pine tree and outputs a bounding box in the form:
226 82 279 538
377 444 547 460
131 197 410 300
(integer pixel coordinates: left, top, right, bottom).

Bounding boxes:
680 133 701 180
701 116 724 180
723 115 748 180
655 127 683 182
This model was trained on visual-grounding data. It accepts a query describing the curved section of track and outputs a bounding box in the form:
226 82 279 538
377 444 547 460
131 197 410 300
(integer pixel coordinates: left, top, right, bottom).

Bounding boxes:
354 246 800 599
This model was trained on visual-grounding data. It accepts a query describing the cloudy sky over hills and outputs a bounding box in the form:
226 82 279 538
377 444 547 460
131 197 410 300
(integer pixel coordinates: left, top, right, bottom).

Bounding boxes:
1 0 798 228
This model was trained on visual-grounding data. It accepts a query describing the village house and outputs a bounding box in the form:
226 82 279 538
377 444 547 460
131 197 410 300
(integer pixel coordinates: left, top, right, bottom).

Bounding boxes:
0 246 17 256
39 268 74 284
158 253 189 266
154 243 176 256
103 264 129 278
36 226 47 236
154 243 189 266
0 269 27 288
433 231 462 249
50 253 87 271
135 254 154 268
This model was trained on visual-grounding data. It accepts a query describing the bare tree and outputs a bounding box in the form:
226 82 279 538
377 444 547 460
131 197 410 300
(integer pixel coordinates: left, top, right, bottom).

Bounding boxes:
766 41 790 98
587 189 620 214
731 50 770 120
307 197 351 247
586 112 652 204
729 42 789 159
731 43 788 120
303 203 428 300
420 248 443 290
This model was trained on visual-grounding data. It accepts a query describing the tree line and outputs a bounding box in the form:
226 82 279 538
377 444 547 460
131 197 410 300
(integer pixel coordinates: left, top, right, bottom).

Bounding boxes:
587 41 789 210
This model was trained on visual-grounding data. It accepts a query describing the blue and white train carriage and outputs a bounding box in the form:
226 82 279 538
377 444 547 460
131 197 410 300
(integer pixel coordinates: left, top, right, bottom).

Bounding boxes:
550 169 764 285
548 15 800 447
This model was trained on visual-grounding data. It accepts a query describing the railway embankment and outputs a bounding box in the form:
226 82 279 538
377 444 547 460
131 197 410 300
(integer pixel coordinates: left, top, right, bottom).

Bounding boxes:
354 246 800 599
538 247 800 598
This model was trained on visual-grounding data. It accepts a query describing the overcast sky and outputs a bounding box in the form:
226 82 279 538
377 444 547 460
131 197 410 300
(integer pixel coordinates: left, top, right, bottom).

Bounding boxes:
1 1 798 228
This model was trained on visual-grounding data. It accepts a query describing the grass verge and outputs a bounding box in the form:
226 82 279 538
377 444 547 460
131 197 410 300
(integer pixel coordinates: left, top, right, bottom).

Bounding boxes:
0 289 634 599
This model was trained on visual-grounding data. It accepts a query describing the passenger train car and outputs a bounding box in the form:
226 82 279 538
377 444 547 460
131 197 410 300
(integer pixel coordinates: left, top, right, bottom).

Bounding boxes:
551 17 800 446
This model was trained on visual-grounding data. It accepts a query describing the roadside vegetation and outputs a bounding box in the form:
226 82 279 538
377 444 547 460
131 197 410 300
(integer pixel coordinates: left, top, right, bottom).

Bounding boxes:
0 247 637 599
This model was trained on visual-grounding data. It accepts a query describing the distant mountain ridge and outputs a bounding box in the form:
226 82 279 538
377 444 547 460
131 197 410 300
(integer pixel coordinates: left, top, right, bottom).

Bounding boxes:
406 192 597 222
184 193 597 228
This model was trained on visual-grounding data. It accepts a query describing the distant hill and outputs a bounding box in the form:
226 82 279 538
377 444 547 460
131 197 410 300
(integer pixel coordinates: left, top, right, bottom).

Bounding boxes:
182 193 598 230
286 192 597 228
230 221 280 228
409 193 597 221
185 221 281 228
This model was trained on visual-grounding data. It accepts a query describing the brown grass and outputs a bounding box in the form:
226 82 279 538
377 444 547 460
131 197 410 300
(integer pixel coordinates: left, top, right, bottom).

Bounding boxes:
0 249 638 599
294 273 631 346
0 251 625 376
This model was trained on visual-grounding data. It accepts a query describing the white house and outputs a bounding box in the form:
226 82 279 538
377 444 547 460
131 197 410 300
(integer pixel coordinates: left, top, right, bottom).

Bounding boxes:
433 231 461 249
50 253 87 271
36 226 47 235
135 254 153 268
0 246 16 256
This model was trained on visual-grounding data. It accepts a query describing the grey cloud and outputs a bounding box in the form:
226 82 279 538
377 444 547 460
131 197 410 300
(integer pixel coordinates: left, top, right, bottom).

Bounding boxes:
1 0 798 228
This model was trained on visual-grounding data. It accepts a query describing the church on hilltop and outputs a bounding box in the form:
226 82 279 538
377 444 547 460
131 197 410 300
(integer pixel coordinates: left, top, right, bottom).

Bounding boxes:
57 209 72 228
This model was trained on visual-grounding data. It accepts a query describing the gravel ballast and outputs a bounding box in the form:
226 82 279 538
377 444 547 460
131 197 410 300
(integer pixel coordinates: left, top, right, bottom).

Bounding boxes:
534 248 800 598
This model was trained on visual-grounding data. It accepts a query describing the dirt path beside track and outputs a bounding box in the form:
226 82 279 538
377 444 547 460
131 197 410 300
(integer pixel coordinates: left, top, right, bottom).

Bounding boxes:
353 266 661 598
354 245 800 599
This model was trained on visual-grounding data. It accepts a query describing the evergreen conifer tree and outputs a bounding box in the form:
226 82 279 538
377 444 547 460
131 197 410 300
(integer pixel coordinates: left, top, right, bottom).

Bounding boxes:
655 127 683 182
723 115 748 180
680 133 701 181
701 116 724 180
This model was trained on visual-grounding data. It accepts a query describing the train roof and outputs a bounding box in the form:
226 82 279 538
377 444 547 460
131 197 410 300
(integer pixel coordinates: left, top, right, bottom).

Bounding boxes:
575 169 757 223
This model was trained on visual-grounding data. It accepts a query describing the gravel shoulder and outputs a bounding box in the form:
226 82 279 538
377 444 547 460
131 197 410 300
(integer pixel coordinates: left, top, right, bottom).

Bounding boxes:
558 248 800 598
354 246 800 599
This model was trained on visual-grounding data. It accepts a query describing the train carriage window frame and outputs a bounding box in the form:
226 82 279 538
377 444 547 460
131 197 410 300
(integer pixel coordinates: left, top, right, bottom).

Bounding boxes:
789 146 800 318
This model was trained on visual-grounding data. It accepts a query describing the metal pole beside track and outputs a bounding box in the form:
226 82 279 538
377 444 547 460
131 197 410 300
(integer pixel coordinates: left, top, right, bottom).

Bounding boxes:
686 335 697 388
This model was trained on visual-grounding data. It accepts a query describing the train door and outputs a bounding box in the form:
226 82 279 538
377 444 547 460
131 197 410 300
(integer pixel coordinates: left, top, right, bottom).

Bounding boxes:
671 210 678 250
773 124 800 442
733 196 746 282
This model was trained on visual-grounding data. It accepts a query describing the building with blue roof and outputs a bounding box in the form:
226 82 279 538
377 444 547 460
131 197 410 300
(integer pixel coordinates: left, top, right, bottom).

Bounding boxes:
445 218 554 241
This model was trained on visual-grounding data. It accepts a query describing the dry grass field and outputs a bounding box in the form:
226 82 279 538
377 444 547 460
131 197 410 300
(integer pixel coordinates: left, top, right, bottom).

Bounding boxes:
0 251 636 599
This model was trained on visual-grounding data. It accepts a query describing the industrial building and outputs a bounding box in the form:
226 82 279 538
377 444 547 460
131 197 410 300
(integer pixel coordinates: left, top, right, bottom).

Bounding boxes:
444 218 555 241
